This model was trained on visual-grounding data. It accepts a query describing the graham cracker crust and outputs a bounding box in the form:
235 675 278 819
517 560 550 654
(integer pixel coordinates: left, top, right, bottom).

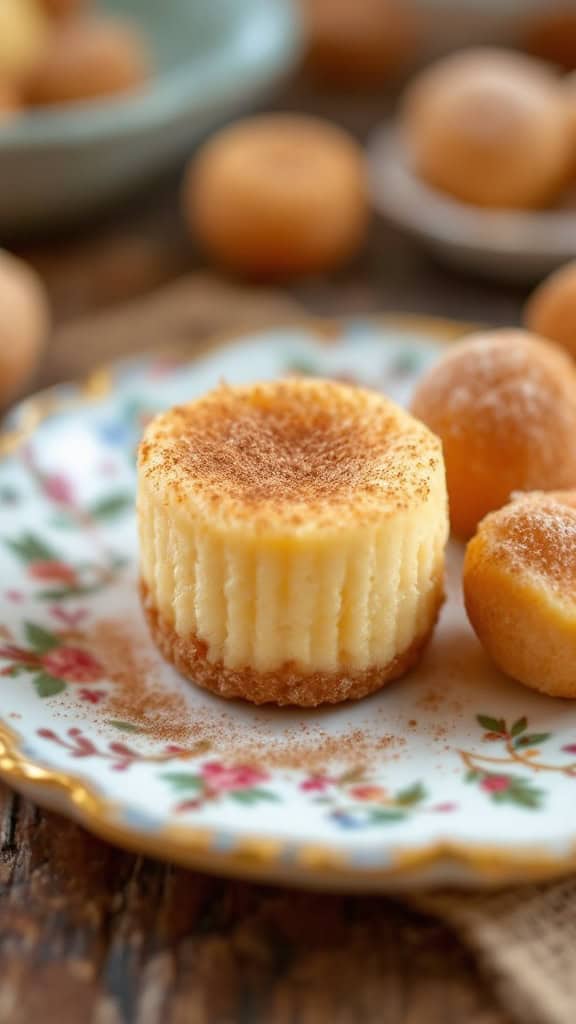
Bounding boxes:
140 580 441 707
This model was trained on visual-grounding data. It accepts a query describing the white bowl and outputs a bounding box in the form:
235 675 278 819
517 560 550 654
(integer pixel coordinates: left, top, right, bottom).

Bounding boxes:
0 0 302 232
368 125 576 284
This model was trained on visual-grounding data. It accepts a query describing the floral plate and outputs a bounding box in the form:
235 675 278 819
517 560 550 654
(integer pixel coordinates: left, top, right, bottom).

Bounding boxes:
1 317 576 892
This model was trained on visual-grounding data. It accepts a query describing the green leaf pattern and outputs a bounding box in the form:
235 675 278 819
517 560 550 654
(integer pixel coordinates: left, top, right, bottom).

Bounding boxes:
34 674 66 698
24 623 59 653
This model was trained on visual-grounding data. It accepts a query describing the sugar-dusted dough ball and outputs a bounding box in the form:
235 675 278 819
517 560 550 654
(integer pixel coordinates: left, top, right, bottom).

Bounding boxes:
0 251 50 408
0 0 49 85
401 49 572 208
410 329 576 538
525 261 576 359
185 115 368 277
464 491 576 698
38 0 87 20
301 0 419 86
26 15 150 106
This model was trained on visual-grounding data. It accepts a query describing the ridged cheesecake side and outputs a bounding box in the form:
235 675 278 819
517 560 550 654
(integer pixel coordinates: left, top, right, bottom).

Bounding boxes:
138 379 448 706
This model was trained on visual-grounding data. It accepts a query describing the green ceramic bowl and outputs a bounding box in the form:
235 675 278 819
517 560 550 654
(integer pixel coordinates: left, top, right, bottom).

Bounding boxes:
0 0 301 232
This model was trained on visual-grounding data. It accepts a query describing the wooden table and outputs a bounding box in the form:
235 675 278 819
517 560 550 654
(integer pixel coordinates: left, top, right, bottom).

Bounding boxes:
0 90 528 1024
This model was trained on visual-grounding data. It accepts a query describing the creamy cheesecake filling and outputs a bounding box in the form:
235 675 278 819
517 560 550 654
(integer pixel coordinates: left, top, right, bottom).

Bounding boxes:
139 488 447 673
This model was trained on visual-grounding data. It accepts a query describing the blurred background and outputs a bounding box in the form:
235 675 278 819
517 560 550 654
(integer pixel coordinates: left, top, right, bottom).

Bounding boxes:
4 0 576 406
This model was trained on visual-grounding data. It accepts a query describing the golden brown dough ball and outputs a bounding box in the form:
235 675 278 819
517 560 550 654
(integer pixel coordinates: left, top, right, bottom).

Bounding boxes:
185 114 368 277
26 15 150 106
0 251 50 408
38 0 87 20
524 261 576 359
301 0 419 86
0 0 49 85
402 49 572 208
410 329 576 538
464 491 576 698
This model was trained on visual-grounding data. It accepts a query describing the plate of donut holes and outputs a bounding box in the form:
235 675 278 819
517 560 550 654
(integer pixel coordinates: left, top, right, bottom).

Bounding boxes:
0 0 300 231
369 45 576 283
3 310 576 890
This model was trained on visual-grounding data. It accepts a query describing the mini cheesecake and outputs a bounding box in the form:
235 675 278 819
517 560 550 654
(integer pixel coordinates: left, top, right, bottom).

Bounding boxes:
138 378 448 706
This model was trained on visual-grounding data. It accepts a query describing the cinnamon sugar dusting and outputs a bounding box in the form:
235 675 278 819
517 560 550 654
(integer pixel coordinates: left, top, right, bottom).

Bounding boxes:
481 492 576 594
139 379 440 521
64 619 416 771
224 728 407 773
89 620 195 745
416 688 445 713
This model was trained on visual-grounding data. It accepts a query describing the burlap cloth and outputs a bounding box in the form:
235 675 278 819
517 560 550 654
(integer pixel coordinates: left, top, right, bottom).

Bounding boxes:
47 273 576 1024
410 882 576 1024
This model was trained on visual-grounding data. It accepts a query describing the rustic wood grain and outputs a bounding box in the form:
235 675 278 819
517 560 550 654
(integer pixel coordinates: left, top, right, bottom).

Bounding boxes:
40 272 305 386
0 84 528 1024
0 785 511 1024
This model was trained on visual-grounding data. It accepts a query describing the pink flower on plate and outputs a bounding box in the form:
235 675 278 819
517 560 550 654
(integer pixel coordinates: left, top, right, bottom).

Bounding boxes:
50 607 88 628
0 644 35 663
200 761 268 793
300 775 332 793
79 688 106 704
481 774 510 794
42 646 103 684
563 744 576 755
37 728 58 740
43 474 74 505
29 560 77 585
4 590 23 603
177 798 203 813
349 784 389 802
432 802 458 813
